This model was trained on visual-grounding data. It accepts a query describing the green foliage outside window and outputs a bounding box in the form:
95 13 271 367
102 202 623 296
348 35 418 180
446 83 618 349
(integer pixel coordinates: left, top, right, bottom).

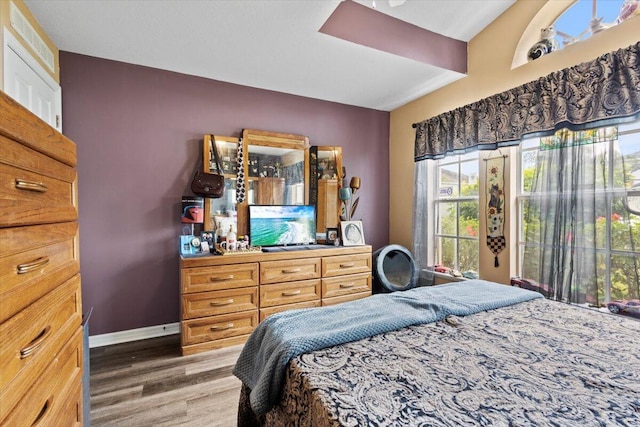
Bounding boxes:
437 173 479 271
521 139 640 305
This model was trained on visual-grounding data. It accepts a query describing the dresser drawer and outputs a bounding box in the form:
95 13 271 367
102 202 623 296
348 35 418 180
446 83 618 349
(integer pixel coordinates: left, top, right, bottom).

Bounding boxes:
49 374 82 427
259 300 321 322
0 275 81 421
1 328 82 426
322 253 371 278
0 223 79 323
260 258 321 284
182 287 258 319
0 97 77 167
181 263 258 294
322 273 371 299
260 279 321 307
181 311 258 346
0 162 77 228
322 291 371 307
0 134 76 185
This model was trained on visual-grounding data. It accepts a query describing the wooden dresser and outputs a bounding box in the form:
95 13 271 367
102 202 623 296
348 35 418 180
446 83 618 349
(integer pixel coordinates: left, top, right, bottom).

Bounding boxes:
180 245 372 355
0 91 83 425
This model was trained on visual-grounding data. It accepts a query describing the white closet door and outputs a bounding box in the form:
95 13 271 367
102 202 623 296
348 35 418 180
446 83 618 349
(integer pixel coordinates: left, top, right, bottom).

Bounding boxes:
3 29 62 132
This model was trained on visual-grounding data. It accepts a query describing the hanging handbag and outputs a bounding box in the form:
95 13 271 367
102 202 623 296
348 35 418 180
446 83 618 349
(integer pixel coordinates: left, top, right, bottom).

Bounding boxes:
191 136 225 198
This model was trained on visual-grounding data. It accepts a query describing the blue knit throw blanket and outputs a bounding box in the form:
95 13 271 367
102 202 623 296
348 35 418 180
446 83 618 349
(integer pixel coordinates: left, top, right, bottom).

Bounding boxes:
233 280 542 415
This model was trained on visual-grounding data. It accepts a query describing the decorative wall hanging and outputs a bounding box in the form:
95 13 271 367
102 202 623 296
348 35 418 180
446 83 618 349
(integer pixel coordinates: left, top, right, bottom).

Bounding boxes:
485 155 506 267
236 140 246 204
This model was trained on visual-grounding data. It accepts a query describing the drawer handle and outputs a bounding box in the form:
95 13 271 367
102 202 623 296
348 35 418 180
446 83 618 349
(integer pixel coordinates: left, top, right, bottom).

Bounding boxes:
210 298 234 306
210 275 234 282
31 399 50 426
211 323 234 331
17 256 50 274
20 326 51 359
340 283 356 288
282 290 301 296
281 268 301 274
15 179 48 193
339 262 355 268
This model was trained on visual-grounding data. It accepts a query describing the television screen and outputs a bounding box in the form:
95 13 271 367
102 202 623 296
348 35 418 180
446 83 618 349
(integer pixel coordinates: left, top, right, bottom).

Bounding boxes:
249 205 316 247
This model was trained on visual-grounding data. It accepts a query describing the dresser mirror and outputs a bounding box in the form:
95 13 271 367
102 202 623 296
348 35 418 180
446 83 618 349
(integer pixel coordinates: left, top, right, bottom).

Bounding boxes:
202 135 241 233
202 132 344 239
315 146 343 234
204 130 311 237
239 129 310 236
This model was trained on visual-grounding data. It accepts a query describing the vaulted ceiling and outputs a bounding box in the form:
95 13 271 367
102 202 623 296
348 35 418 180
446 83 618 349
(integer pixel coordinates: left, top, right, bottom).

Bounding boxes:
25 0 516 111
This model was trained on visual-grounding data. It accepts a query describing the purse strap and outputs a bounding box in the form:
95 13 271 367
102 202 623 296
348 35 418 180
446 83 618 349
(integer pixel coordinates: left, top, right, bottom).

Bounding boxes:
209 135 224 175
194 136 224 177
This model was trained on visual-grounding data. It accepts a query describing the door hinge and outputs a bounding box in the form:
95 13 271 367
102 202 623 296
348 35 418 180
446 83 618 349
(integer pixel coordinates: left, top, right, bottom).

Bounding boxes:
56 115 60 128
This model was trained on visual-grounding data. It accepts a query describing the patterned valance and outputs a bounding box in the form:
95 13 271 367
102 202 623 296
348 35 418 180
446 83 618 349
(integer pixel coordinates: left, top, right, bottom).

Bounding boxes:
413 41 640 161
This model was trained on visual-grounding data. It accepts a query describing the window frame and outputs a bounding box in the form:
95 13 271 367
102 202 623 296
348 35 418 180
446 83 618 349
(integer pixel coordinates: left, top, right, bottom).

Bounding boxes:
433 153 480 272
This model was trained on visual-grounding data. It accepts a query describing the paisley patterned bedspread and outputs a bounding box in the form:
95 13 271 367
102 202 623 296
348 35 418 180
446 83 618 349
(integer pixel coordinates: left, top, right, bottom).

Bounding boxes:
239 298 640 427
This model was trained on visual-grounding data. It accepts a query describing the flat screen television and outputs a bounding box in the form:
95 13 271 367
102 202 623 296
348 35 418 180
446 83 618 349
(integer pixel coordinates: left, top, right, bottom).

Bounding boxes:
249 205 316 247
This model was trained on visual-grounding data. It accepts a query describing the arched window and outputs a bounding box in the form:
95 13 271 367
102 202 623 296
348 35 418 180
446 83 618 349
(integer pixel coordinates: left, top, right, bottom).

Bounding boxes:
553 0 628 48
515 0 638 65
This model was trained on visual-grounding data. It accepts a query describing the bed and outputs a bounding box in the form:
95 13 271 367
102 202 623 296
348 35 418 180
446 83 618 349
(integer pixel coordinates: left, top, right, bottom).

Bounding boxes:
233 280 640 427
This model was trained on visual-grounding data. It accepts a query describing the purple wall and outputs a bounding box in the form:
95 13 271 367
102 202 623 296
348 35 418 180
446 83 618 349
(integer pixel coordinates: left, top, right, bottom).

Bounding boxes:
59 52 390 336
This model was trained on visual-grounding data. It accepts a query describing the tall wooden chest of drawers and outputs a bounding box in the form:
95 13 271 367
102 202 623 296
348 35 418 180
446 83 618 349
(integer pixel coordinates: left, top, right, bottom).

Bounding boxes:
0 91 83 425
180 245 372 355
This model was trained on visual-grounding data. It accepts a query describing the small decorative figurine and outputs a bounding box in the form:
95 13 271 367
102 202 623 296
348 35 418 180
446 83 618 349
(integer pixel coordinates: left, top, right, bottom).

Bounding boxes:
527 26 558 61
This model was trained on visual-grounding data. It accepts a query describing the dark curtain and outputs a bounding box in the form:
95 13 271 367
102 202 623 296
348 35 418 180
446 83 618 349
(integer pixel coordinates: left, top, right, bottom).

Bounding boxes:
413 41 640 161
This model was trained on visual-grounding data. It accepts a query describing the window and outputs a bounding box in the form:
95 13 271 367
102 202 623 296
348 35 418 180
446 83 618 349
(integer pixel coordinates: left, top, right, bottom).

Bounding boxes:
520 0 633 65
553 0 629 50
518 122 640 307
434 153 479 272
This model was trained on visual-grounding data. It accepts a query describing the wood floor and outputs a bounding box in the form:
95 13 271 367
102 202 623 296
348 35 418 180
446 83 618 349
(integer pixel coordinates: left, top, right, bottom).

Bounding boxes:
89 334 244 426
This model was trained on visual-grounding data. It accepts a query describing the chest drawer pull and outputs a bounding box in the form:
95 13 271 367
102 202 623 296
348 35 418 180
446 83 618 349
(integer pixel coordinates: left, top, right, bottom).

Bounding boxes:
282 290 302 296
340 283 355 289
211 323 234 331
15 179 48 193
20 325 51 359
339 262 355 268
210 299 234 306
281 268 301 274
31 399 50 426
210 275 234 282
17 256 50 274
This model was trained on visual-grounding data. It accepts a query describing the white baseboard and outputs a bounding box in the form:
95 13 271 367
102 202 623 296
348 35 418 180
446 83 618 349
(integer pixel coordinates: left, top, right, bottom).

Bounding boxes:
89 322 180 348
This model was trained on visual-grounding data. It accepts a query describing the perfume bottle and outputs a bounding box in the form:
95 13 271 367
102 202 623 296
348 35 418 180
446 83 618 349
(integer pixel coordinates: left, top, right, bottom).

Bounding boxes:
227 225 237 251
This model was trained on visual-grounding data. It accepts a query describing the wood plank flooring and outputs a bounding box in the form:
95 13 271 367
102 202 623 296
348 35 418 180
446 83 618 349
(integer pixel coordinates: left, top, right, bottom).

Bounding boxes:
89 334 244 426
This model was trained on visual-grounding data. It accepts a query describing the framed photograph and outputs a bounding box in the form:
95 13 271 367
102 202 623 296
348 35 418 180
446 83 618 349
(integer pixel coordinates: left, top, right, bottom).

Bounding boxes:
326 227 339 245
340 221 365 246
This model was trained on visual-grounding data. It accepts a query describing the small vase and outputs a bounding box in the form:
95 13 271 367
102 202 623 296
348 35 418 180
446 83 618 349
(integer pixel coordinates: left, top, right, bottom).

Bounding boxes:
339 187 352 201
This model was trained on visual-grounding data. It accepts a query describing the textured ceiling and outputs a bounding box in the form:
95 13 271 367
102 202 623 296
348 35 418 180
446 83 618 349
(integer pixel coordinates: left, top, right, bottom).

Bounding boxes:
24 0 516 111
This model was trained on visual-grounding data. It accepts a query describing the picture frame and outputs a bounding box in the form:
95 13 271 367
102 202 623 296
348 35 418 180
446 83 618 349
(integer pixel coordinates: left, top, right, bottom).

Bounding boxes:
340 220 365 246
179 235 201 256
326 227 339 245
201 231 215 252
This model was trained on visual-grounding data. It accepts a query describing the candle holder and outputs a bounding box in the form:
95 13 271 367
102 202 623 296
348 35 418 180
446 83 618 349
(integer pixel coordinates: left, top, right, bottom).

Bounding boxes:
339 187 352 221
350 176 361 195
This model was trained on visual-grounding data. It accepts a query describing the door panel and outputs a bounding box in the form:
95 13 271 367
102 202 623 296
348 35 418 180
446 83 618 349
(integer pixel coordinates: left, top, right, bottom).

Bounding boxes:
3 30 61 132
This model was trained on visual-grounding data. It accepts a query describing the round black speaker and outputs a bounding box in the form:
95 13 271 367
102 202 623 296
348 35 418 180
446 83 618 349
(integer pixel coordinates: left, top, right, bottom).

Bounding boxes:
372 244 418 294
